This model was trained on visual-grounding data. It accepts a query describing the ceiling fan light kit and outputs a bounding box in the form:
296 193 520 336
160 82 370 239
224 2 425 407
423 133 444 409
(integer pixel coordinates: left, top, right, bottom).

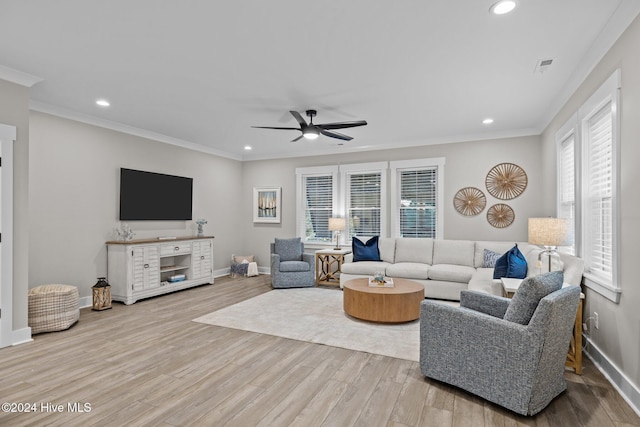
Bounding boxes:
252 109 367 142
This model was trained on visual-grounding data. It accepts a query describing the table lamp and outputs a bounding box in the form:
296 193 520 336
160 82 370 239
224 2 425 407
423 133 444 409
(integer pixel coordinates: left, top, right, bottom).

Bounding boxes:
528 217 573 272
329 217 346 250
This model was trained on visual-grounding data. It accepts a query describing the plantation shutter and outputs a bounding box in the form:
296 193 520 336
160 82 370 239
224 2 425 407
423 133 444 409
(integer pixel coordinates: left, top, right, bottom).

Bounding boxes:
347 172 381 238
302 174 333 242
399 168 437 238
559 134 576 251
584 102 613 282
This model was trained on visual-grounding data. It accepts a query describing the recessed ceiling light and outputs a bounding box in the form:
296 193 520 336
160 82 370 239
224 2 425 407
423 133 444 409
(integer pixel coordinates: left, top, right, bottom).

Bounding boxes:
96 99 110 107
490 0 516 15
244 145 252 150
483 118 494 125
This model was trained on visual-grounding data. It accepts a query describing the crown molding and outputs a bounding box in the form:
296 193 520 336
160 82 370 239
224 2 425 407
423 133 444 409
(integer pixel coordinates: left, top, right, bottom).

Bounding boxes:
29 101 242 161
0 65 43 87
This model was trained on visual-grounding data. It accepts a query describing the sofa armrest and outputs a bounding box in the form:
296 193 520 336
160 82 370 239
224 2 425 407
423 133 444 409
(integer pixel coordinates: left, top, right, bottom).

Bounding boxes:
460 290 510 318
344 253 353 263
558 253 585 286
302 252 314 268
270 253 280 272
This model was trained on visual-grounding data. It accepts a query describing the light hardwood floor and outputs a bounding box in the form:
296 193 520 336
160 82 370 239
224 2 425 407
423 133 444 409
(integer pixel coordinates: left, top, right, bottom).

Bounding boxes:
1 275 639 426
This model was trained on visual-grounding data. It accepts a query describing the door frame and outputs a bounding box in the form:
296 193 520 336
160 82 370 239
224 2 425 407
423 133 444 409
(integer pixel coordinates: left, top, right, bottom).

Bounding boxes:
0 123 15 348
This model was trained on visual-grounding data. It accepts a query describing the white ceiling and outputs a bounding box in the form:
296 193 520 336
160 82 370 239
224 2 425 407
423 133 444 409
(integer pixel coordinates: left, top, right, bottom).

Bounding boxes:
1 1 638 161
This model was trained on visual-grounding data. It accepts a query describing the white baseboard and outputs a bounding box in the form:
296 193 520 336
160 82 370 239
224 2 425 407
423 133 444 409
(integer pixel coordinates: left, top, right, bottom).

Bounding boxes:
79 296 92 309
11 327 33 346
214 267 230 278
584 335 640 417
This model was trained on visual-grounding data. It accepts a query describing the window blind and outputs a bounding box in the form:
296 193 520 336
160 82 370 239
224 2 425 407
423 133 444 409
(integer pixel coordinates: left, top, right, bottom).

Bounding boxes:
585 102 613 282
398 168 437 238
302 175 333 242
347 172 381 238
559 134 576 252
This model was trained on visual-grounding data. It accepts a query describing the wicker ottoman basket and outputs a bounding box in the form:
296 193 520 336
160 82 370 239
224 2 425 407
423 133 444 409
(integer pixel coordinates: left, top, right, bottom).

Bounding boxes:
28 284 80 334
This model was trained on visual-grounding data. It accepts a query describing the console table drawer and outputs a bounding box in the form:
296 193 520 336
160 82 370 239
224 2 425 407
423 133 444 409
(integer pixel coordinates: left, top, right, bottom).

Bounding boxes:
160 243 192 256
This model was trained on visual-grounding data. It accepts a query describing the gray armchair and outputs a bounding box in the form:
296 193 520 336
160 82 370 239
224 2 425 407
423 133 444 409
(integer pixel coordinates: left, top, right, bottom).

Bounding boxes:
420 279 580 416
270 237 315 288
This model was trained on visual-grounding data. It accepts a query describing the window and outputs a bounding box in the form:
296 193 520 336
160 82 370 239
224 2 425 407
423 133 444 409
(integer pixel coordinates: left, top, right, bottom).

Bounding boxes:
296 166 338 244
341 162 387 240
556 117 576 254
297 159 444 246
556 70 620 302
582 96 616 285
390 158 445 239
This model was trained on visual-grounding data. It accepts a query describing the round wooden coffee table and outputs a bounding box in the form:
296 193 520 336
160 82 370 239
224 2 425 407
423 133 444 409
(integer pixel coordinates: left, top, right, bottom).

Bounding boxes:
343 278 424 323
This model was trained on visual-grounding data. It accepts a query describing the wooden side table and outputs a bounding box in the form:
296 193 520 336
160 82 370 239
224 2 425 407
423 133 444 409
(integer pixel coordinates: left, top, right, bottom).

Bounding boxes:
315 249 351 286
500 278 584 375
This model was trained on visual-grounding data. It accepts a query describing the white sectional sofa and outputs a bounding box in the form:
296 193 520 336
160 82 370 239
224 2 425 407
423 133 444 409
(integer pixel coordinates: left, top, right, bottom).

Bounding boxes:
339 238 584 300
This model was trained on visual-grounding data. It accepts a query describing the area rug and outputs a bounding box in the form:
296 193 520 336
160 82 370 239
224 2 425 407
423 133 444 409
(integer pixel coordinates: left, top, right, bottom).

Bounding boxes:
193 287 422 361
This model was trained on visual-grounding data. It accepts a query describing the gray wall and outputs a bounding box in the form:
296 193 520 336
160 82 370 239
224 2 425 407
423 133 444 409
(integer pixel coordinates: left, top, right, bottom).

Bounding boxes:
28 112 244 300
0 78 30 332
541 15 640 392
243 135 543 266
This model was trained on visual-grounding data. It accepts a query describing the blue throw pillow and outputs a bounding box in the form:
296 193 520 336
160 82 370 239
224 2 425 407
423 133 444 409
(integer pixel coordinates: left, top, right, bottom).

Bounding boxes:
493 244 527 279
352 236 381 262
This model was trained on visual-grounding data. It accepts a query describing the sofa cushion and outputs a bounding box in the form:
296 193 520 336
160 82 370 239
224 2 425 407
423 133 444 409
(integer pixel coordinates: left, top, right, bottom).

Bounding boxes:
432 240 475 267
274 237 302 261
503 271 564 325
386 262 430 280
341 261 391 276
353 236 382 262
427 264 476 283
493 244 527 279
468 268 503 295
378 237 396 263
279 260 310 272
394 238 434 264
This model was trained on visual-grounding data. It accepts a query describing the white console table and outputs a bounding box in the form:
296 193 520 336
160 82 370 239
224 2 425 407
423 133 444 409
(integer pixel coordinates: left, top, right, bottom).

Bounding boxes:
107 236 214 305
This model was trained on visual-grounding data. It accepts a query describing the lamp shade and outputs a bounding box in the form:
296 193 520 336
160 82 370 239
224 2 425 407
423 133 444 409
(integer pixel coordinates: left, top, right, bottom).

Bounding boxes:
528 217 573 246
328 217 346 231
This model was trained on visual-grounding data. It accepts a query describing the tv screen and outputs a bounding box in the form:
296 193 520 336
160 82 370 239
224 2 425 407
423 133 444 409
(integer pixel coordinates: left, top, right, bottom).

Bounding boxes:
119 168 193 220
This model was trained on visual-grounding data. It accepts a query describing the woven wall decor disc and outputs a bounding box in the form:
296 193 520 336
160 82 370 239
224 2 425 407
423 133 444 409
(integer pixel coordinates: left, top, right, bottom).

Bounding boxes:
453 187 486 216
487 203 515 228
485 163 528 200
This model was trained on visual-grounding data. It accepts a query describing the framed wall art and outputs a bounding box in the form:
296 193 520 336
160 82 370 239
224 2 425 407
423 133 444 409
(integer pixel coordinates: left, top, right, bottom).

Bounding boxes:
253 187 281 223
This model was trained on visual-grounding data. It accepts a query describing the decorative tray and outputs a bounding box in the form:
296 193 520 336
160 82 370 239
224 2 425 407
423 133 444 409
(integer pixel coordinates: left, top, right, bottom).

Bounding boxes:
368 277 394 287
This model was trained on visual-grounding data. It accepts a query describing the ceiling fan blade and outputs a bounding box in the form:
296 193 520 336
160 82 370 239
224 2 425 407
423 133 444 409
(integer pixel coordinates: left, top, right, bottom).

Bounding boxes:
251 126 300 130
291 134 304 142
289 111 308 128
317 120 367 130
320 129 353 141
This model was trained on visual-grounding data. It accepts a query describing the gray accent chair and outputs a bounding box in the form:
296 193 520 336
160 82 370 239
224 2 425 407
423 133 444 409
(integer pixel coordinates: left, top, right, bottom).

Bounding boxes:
419 285 581 416
270 238 315 288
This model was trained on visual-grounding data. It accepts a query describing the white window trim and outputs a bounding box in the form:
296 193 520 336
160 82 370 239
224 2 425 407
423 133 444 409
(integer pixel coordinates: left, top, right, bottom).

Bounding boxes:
580 70 622 302
390 157 445 239
571 69 622 303
295 165 339 245
340 161 388 240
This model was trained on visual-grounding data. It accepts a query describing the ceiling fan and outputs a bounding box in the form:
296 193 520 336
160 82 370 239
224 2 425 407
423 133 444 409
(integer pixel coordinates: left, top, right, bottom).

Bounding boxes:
252 109 367 142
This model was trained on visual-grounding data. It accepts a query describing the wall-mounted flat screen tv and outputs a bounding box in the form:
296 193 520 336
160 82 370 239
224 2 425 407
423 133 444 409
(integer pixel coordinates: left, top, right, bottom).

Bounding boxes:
119 168 193 220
